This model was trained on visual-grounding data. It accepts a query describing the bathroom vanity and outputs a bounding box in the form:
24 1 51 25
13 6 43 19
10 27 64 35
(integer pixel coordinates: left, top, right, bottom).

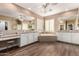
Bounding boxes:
20 31 39 47
0 30 39 51
57 31 79 44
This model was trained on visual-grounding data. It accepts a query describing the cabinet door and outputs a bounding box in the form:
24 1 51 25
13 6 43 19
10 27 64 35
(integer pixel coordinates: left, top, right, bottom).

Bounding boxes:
62 33 71 43
28 33 34 44
57 32 71 43
20 34 28 47
57 32 63 41
33 33 39 42
72 33 79 44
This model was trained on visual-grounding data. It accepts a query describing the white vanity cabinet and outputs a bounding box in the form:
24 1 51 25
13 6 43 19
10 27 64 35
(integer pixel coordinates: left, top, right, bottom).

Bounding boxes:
62 33 71 43
57 32 79 44
72 33 79 44
28 33 34 44
20 32 38 47
20 33 28 47
57 32 63 41
57 32 71 43
33 33 39 42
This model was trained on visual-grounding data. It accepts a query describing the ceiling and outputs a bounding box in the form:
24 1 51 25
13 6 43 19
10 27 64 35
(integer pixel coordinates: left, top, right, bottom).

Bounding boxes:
0 3 19 17
0 3 40 20
16 3 79 16
0 3 79 18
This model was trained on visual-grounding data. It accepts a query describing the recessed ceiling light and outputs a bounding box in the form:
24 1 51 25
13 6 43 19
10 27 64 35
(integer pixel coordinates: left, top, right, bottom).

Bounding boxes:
28 8 31 10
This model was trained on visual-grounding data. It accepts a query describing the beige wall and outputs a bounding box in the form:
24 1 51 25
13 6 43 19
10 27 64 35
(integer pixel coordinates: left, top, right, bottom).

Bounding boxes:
36 18 44 32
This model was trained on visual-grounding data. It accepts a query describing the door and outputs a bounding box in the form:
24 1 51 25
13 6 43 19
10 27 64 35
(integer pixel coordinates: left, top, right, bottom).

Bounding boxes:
0 21 5 30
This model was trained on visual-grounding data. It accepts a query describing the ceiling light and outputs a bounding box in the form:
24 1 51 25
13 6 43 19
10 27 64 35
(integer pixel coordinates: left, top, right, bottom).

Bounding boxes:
28 8 31 10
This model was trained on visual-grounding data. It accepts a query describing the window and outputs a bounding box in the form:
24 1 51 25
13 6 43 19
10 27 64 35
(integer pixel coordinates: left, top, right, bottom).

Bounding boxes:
45 19 54 32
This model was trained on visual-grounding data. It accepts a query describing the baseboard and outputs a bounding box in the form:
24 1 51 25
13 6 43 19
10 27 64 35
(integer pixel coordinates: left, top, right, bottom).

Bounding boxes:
57 40 79 46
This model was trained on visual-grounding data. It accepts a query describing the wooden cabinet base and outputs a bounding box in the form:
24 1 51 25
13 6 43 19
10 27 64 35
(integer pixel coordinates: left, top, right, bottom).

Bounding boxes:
38 36 57 42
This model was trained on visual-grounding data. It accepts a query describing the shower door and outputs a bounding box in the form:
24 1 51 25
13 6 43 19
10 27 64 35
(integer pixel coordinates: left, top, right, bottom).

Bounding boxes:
0 21 5 30
0 21 8 30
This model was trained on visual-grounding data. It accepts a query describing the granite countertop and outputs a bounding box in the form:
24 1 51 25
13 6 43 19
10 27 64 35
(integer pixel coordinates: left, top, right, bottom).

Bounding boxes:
0 30 38 41
57 30 79 33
